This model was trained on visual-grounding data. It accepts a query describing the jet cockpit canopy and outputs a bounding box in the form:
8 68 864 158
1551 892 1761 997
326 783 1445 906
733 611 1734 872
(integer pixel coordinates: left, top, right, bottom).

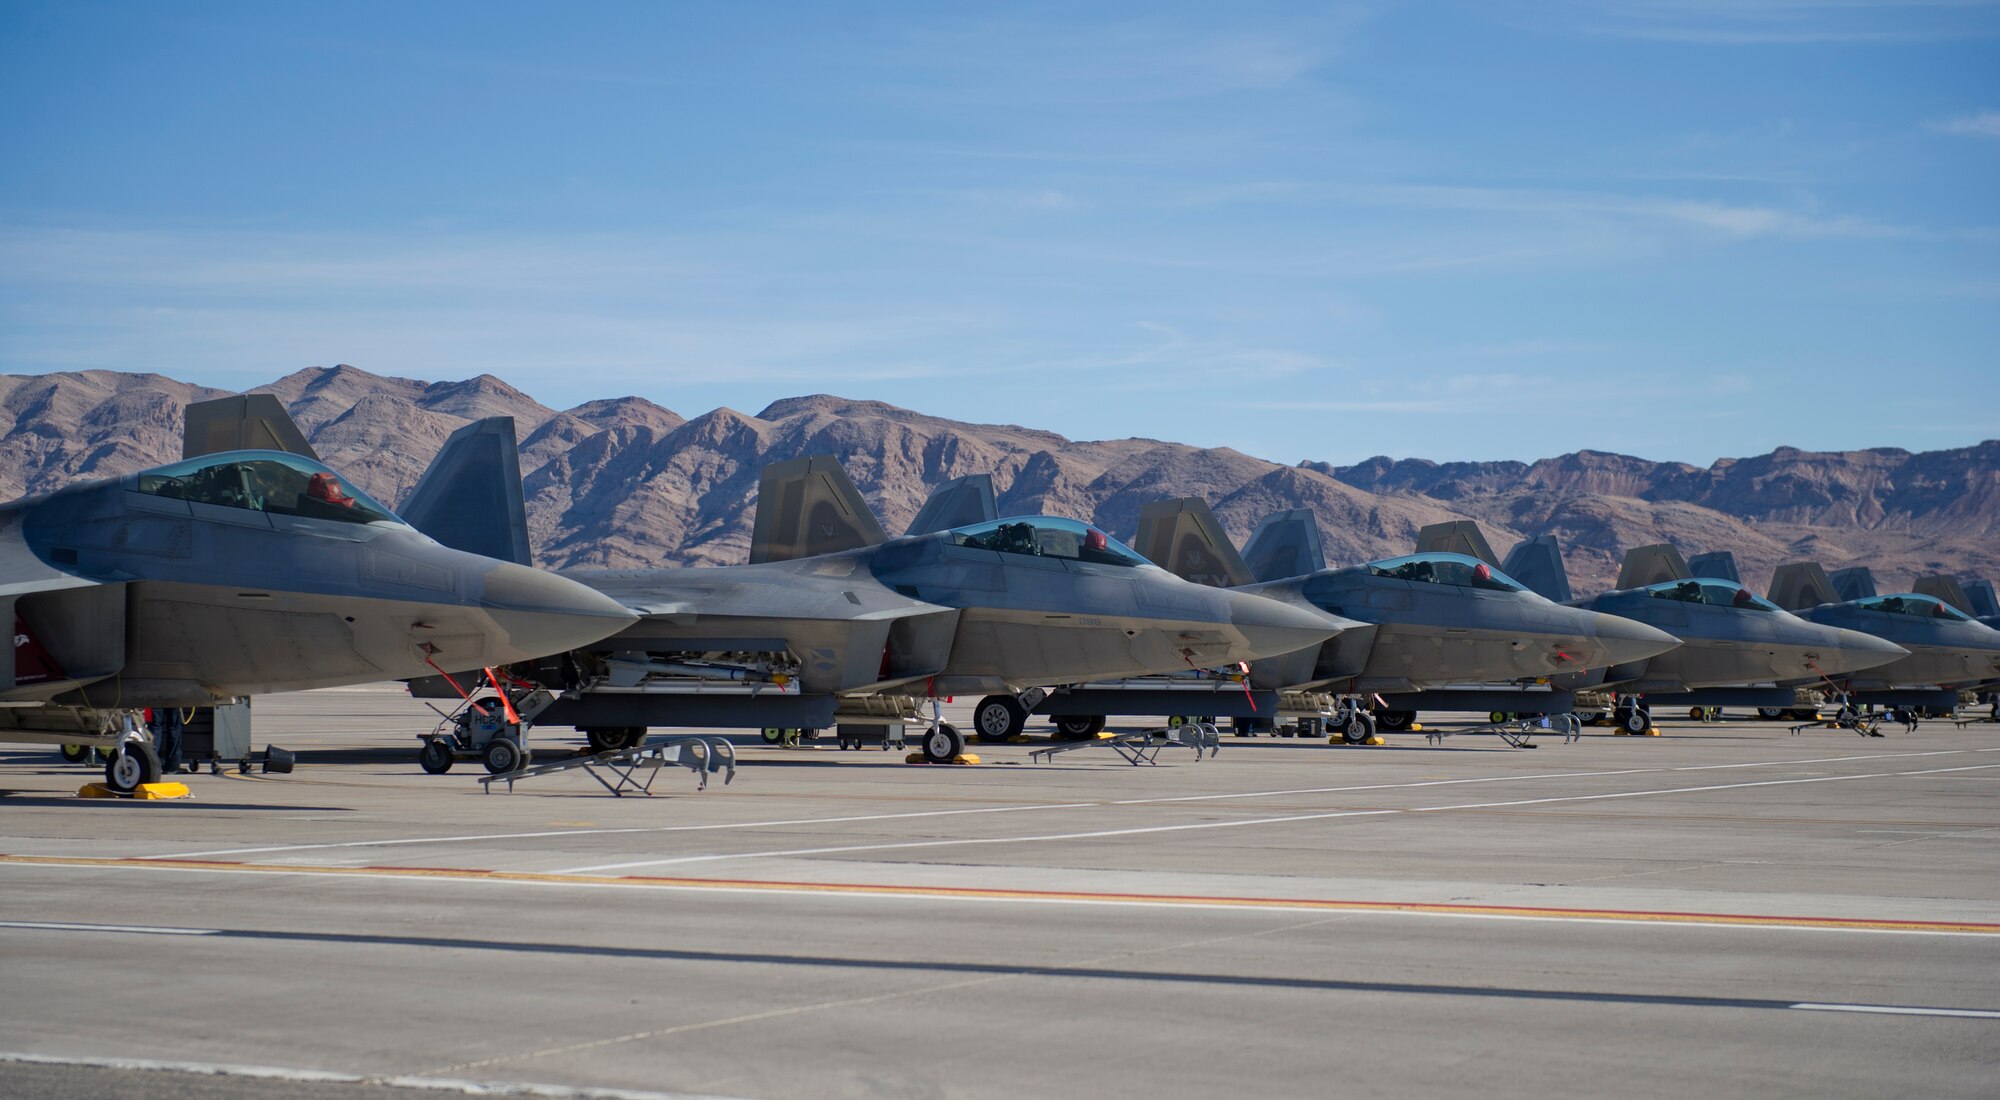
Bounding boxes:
947 516 1151 568
1641 577 1783 612
1365 552 1525 592
133 451 403 527
1855 593 1974 622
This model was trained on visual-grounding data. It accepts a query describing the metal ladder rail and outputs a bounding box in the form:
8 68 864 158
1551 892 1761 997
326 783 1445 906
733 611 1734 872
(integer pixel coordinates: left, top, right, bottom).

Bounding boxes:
1425 715 1568 748
1029 722 1222 765
479 735 737 795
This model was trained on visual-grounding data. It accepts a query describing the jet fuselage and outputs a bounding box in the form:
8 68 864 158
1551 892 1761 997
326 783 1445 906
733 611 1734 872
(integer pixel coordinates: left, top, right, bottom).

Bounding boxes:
1240 553 1680 692
566 517 1346 697
3 450 636 711
1794 594 2000 690
1579 580 1907 692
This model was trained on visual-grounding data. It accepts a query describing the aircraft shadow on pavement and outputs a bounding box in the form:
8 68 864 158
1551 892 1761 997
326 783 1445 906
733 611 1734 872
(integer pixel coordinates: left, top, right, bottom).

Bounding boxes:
124 923 1957 1017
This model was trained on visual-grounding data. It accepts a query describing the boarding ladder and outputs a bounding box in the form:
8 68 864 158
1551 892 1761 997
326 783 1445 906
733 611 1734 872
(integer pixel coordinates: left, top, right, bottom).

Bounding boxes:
478 733 737 796
1029 722 1223 765
1424 712 1580 748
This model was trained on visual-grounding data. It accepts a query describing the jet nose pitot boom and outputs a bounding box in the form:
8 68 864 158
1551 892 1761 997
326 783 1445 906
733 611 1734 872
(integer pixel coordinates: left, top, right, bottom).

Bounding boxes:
1588 612 1683 667
466 559 640 664
1225 589 1354 661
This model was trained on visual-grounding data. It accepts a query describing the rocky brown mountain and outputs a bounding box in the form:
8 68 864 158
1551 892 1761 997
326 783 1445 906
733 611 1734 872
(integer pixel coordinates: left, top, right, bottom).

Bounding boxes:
2 365 1994 597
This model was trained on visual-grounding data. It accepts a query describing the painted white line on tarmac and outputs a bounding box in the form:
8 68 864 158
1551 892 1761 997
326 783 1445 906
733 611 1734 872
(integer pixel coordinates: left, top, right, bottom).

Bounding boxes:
0 1051 746 1098
1790 1003 2000 1020
0 919 219 935
555 762 2000 873
143 803 1104 860
1411 764 2000 814
135 747 2000 864
560 809 1403 871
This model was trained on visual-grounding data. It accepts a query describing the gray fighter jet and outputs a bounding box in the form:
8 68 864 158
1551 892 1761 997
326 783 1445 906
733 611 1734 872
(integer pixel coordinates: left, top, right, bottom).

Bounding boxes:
1106 502 1680 739
1762 560 2000 711
0 396 638 791
1498 539 1909 730
397 430 1351 763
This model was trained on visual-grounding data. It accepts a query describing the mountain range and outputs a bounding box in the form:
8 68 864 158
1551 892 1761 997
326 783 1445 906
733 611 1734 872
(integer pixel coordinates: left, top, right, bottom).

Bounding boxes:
2 365 1995 597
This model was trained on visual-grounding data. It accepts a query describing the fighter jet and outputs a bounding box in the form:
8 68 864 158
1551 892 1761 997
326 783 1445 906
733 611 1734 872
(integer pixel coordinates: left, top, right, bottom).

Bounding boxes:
397 431 1353 763
1763 561 2000 711
0 395 638 791
1108 503 1680 740
1498 539 1909 730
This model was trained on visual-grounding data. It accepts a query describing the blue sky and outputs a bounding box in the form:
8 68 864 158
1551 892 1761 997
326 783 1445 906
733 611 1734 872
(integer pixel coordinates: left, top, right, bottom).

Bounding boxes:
1 1 1994 466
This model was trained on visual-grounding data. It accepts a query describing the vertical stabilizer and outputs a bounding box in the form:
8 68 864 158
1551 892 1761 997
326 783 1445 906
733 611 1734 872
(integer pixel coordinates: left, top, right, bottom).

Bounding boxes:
1913 575 1974 615
399 417 532 566
1829 566 1878 602
183 394 318 460
1242 509 1326 583
1768 562 1840 612
1414 521 1499 567
906 474 997 536
749 455 887 564
1500 535 1573 603
1688 551 1741 583
1133 498 1253 588
1615 544 1691 589
1963 578 2000 620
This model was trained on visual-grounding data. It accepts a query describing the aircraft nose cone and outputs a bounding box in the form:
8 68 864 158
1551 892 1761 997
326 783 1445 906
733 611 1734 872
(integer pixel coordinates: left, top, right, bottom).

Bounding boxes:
1590 612 1682 665
475 561 639 660
1815 627 1908 676
1227 590 1351 660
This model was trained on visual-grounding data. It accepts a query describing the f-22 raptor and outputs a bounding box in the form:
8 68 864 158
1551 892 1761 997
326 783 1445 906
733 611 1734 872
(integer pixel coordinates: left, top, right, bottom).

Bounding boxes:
394 428 1353 763
0 396 637 791
1043 502 1681 741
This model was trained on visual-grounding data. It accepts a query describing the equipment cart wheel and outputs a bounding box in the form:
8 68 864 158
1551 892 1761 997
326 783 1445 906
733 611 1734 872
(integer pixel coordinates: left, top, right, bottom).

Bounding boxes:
922 723 966 764
104 742 163 794
59 743 90 764
418 739 455 774
482 738 527 774
973 696 1028 742
1052 715 1104 741
1338 712 1375 744
760 728 784 744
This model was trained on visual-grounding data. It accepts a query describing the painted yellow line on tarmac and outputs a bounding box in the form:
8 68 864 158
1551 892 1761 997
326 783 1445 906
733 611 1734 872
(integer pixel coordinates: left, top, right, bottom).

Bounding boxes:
4 853 1997 935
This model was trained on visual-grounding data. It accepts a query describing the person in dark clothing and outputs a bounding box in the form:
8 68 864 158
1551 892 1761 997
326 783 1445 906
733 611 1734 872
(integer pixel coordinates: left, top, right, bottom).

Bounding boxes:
150 707 186 775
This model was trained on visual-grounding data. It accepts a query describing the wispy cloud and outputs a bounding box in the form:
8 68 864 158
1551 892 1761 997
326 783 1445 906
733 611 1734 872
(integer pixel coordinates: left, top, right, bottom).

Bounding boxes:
1928 110 2000 138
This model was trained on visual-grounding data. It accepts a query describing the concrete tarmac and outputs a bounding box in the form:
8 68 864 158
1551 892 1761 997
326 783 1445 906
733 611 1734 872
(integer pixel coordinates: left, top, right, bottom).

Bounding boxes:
2 686 1997 1098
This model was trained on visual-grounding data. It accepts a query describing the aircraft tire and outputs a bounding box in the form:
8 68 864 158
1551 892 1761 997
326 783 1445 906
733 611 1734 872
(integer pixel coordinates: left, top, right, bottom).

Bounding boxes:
1339 713 1374 744
418 739 455 774
59 743 90 764
973 696 1028 742
587 727 643 753
1374 710 1416 732
482 738 525 774
1621 707 1649 735
104 742 162 793
1052 716 1104 741
922 723 965 764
